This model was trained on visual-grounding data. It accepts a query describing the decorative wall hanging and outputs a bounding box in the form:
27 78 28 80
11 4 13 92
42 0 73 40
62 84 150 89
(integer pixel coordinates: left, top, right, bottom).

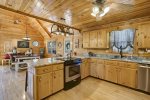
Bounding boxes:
32 41 39 47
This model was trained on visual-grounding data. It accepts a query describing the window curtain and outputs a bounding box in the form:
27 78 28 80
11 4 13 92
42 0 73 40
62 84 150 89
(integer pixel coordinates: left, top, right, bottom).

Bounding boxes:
110 28 135 53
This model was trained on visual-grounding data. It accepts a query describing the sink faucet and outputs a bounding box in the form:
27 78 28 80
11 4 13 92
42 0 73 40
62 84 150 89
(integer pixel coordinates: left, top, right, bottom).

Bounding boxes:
119 46 123 58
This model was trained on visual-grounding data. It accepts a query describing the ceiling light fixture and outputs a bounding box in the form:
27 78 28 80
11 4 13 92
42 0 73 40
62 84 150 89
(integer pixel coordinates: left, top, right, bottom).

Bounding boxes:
51 18 74 36
22 23 31 41
91 5 110 18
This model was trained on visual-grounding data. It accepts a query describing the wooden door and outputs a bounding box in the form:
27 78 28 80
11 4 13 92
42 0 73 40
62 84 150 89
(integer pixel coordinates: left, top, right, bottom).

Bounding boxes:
90 31 98 48
138 23 150 48
124 68 137 88
84 61 90 78
36 73 52 99
53 70 64 93
80 62 86 79
90 61 97 77
97 63 105 79
117 67 137 88
83 32 90 48
117 67 127 85
97 29 109 48
105 65 117 83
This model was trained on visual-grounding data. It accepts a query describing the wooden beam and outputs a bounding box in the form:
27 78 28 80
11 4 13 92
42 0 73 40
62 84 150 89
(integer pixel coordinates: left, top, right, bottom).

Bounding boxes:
0 4 80 31
36 19 51 38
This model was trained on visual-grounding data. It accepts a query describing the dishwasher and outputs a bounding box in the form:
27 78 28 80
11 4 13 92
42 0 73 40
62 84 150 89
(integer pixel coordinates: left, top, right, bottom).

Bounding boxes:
138 64 150 93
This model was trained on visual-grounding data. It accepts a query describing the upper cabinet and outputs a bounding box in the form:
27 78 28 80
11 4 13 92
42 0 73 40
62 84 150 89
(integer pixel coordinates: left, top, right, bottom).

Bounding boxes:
83 29 109 49
97 29 109 48
90 31 98 48
137 23 150 48
83 32 90 48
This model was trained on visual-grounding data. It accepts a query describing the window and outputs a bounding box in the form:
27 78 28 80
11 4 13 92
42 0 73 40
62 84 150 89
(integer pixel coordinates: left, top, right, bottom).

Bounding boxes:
110 28 135 53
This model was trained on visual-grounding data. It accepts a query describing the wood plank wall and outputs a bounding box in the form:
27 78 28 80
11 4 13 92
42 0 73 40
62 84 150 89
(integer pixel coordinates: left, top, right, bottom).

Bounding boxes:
0 9 45 64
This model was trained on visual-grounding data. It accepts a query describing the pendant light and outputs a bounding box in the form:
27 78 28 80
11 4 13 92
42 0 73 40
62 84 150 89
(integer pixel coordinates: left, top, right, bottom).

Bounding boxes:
23 22 31 41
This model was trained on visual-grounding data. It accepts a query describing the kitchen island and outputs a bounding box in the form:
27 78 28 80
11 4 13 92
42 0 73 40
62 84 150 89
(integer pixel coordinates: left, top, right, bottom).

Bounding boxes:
26 58 64 100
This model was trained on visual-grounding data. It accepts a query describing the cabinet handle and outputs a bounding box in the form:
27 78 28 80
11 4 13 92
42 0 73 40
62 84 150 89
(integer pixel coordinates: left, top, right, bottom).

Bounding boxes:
39 78 42 81
44 69 48 72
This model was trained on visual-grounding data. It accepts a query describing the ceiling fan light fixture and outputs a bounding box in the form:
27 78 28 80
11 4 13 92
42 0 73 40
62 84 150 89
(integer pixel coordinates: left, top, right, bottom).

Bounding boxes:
92 6 99 14
91 13 96 17
103 6 110 14
99 12 105 17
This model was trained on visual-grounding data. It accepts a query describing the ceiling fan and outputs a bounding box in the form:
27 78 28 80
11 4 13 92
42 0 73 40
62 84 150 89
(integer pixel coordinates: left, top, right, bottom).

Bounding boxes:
91 0 134 20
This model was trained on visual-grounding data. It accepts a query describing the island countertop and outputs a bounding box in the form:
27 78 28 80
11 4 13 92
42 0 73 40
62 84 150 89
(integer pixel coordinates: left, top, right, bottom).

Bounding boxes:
25 58 64 68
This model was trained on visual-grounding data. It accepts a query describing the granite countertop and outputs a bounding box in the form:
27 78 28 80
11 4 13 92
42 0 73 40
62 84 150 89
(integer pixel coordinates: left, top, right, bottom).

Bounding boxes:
74 56 150 65
25 58 64 68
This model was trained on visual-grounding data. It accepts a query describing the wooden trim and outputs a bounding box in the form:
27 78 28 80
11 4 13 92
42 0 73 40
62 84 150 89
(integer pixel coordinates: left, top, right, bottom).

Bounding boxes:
36 19 51 38
0 4 80 31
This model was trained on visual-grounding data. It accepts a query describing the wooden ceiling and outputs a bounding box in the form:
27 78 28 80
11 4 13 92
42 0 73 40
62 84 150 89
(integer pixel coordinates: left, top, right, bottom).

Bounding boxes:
0 0 150 30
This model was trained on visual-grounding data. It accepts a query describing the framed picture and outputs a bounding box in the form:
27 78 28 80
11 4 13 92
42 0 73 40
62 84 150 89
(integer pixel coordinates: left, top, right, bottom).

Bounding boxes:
17 41 29 48
65 40 71 53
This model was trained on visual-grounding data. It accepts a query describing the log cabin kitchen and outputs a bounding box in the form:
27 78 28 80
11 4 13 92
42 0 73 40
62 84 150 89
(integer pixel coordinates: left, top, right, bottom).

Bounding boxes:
0 0 150 100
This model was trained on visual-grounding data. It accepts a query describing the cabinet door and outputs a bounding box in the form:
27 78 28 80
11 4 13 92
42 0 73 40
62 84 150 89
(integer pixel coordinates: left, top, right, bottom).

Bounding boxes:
84 61 90 78
105 65 117 83
36 73 52 99
90 62 97 77
97 63 105 79
80 62 86 79
117 67 137 88
83 32 90 48
97 30 109 48
138 23 150 48
125 68 137 88
90 31 98 48
53 70 64 93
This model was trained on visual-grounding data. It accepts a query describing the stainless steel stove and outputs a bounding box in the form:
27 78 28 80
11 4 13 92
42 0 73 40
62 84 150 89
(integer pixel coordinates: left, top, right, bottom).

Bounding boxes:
57 58 81 90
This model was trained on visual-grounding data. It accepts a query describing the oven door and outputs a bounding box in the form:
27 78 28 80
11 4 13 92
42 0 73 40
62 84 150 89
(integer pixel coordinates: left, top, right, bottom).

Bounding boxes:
65 64 81 82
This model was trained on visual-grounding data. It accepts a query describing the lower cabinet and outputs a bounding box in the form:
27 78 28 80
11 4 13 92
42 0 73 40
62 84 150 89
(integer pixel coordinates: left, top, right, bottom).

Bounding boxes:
105 65 117 83
52 70 64 93
97 60 105 79
118 67 137 88
36 73 53 99
27 64 64 100
90 60 97 77
81 59 90 79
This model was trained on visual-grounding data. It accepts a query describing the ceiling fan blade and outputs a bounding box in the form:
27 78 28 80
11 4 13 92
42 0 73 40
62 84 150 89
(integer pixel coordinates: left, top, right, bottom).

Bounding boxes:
110 0 135 5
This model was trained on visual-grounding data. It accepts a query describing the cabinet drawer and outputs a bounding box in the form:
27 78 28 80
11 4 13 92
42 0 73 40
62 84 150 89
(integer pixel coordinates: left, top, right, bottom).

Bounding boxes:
53 64 64 71
90 58 97 63
97 59 104 64
35 66 52 75
105 60 117 66
82 59 88 63
126 63 137 69
118 61 126 67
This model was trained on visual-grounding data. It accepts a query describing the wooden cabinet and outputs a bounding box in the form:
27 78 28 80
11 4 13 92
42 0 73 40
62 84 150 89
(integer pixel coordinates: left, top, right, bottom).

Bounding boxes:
27 64 64 100
90 31 98 48
81 59 90 79
83 32 90 48
97 59 105 79
36 73 53 100
97 29 109 48
117 62 137 88
52 70 64 93
90 59 97 77
83 29 109 49
105 64 117 83
137 23 150 48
